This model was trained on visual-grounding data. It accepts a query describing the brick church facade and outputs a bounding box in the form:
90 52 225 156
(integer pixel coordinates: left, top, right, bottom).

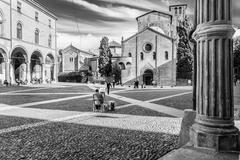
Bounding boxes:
118 5 187 86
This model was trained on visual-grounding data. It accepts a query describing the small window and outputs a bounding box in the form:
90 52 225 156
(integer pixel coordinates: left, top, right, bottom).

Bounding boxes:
119 62 125 70
48 34 52 48
17 1 22 13
128 52 132 57
140 52 144 60
179 7 182 14
165 51 169 60
17 23 22 39
35 12 39 21
174 7 178 15
153 52 156 60
35 29 39 44
70 57 73 62
48 19 51 28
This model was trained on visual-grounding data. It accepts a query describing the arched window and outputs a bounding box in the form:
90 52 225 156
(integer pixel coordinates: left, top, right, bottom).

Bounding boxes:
153 52 156 60
48 34 52 48
140 52 144 60
179 7 182 14
175 7 178 15
126 62 132 69
35 29 39 44
128 52 132 57
119 62 125 70
17 23 22 39
165 51 169 60
0 12 3 36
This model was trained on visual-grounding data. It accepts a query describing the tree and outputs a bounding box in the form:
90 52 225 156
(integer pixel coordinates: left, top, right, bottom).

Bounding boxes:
176 17 193 80
98 37 113 78
233 38 240 79
112 62 121 83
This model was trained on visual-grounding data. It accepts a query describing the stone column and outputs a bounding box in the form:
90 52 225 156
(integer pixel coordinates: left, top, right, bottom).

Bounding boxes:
190 0 239 152
26 62 31 83
41 63 45 83
5 59 9 81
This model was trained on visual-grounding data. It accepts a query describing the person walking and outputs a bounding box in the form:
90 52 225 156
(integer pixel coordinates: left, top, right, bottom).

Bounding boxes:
136 80 139 88
106 82 112 95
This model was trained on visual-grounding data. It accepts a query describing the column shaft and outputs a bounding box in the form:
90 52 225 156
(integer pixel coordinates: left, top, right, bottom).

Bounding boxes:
191 0 239 152
26 62 31 83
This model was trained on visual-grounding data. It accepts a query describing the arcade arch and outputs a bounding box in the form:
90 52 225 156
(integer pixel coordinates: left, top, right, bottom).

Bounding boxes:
30 51 43 81
10 47 28 82
45 53 55 81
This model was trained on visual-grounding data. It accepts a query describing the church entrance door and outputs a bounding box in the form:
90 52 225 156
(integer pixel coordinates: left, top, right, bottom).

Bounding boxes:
143 70 153 85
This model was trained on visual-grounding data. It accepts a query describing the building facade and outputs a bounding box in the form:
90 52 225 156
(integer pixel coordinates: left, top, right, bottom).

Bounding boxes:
59 44 96 73
0 0 57 84
118 6 187 86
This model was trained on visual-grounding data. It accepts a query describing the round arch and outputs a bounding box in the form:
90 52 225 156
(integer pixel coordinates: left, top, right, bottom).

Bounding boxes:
119 62 125 70
30 50 43 81
126 62 132 69
0 47 7 61
0 48 6 82
45 53 55 81
10 46 28 82
143 69 153 85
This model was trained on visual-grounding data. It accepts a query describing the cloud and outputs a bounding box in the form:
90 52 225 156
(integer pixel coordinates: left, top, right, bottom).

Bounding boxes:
98 0 169 12
35 0 240 51
65 0 144 19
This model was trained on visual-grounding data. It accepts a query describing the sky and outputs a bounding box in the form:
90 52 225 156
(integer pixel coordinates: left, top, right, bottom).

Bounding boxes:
35 0 240 52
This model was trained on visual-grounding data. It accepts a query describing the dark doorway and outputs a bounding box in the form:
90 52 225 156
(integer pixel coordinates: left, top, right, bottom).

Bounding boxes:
143 70 153 85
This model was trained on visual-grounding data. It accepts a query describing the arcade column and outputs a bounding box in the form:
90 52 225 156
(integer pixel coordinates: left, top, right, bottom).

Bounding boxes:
26 62 31 83
41 63 45 83
5 59 9 82
190 0 239 152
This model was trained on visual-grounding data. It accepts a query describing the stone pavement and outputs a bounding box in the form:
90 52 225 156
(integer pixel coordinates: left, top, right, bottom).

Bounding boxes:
0 83 238 138
108 93 186 117
0 84 192 136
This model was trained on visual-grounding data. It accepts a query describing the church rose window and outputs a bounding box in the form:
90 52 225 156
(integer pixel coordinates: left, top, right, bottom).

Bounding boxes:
143 43 152 52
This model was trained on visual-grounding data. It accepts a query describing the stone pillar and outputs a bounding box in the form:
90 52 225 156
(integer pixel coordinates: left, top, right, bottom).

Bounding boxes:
5 59 9 81
191 0 239 152
26 62 31 83
41 63 45 83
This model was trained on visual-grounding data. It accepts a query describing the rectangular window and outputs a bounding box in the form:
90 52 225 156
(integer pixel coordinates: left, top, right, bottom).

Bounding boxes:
70 57 73 62
17 1 22 13
35 12 39 21
48 35 52 48
49 19 51 28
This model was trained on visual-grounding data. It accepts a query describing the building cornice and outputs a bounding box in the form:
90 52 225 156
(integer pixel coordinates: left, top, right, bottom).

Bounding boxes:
23 0 57 20
0 0 10 5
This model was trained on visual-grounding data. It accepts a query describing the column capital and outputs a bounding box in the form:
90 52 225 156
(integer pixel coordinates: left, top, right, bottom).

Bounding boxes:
193 24 235 40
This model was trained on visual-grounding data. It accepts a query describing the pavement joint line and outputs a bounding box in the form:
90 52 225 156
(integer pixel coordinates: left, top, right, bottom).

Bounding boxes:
108 93 184 117
0 87 51 94
2 92 91 95
116 90 192 94
146 92 192 103
15 94 92 108
0 112 96 135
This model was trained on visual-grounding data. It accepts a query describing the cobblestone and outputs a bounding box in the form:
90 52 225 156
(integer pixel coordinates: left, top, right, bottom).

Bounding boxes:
0 122 178 160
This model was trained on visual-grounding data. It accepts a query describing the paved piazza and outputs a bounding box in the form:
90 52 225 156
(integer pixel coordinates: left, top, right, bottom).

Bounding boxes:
0 83 239 159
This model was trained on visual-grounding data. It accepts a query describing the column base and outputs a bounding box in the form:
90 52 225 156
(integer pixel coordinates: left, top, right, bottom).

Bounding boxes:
159 144 239 160
190 123 240 152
